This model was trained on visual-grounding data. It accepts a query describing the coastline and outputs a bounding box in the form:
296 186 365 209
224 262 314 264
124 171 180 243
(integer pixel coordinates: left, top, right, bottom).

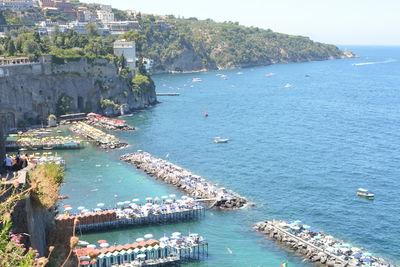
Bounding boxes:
150 51 357 75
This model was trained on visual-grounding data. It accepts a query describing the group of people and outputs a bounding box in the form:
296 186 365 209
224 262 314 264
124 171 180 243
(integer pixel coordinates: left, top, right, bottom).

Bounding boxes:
2 152 29 179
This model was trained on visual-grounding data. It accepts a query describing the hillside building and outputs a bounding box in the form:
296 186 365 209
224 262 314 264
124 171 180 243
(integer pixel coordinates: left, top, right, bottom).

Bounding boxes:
113 40 136 69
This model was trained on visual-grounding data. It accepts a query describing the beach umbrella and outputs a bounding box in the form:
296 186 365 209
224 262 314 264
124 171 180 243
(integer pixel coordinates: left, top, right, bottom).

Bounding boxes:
169 194 176 198
354 254 363 259
123 201 130 205
97 203 105 207
131 198 140 202
87 244 96 249
77 206 85 210
161 196 168 199
362 258 372 262
136 238 145 242
144 234 153 239
100 243 109 248
63 204 72 208
159 237 169 242
78 241 90 246
145 197 152 201
97 240 107 244
64 207 72 211
172 232 181 236
94 208 102 212
308 227 320 233
81 209 90 213
80 261 90 266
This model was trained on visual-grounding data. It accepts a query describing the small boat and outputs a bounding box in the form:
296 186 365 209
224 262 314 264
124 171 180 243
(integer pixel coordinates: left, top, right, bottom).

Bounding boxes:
284 83 292 88
266 73 275 77
305 74 311 77
43 146 54 150
192 78 202 82
357 188 374 199
58 195 69 200
204 105 208 117
214 137 229 143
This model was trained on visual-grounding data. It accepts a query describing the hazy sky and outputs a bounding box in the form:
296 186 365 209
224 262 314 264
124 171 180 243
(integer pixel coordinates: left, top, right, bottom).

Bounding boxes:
82 0 400 45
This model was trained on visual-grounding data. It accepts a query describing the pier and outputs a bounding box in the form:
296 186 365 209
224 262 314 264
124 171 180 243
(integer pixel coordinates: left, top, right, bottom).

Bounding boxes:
56 197 205 233
156 93 180 96
120 152 247 209
69 122 128 149
74 233 208 267
86 113 135 131
254 220 391 267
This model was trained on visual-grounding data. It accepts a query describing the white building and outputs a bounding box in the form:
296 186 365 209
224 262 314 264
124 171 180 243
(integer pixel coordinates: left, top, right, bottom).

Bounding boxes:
96 10 114 22
0 0 37 10
99 4 112 12
113 40 136 69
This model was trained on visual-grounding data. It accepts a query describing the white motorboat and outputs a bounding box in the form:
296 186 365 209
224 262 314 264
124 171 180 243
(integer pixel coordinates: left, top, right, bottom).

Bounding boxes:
214 137 229 143
357 188 374 199
192 78 202 82
284 83 292 88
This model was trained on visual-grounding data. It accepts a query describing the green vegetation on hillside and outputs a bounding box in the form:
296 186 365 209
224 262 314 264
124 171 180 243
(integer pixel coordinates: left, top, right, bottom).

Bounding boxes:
139 17 345 71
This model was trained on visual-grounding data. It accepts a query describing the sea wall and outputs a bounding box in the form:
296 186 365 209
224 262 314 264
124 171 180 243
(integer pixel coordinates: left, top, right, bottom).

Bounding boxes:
0 56 157 127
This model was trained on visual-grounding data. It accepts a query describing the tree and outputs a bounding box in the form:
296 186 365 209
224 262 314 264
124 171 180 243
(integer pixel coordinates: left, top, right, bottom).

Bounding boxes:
22 39 40 61
6 39 15 56
85 22 99 37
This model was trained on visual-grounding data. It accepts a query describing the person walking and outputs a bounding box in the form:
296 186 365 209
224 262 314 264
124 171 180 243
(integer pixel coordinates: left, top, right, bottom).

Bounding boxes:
4 154 13 179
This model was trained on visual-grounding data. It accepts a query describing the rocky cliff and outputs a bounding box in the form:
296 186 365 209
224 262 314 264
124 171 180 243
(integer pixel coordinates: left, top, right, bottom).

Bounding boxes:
0 56 157 127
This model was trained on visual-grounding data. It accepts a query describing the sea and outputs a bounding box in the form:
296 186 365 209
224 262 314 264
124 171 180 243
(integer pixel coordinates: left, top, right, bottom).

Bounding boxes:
59 46 400 266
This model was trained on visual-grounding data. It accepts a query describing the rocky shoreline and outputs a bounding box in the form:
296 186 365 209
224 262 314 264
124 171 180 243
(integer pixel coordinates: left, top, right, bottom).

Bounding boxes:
120 152 248 209
254 220 391 267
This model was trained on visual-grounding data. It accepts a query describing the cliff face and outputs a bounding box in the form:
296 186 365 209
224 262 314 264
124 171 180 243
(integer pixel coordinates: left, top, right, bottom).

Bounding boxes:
0 56 157 126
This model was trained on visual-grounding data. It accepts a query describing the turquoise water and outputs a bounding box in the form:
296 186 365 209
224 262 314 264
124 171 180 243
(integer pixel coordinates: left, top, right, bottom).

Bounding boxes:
59 46 400 266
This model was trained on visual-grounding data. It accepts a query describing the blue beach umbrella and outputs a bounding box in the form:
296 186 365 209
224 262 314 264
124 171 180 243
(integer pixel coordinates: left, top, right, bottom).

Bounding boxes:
362 258 372 262
353 254 362 259
308 228 320 233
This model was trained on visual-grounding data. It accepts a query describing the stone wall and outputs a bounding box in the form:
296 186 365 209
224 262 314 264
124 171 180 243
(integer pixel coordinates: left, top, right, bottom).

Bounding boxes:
0 56 157 126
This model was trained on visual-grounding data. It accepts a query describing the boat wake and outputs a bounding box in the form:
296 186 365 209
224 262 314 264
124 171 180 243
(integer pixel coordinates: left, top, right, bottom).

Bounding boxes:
352 59 396 66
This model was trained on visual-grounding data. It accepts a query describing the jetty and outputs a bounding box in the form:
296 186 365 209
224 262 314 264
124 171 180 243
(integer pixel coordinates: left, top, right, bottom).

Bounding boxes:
86 113 135 131
69 122 128 149
56 196 205 233
6 135 84 151
120 151 247 209
156 93 180 96
74 233 208 267
254 220 391 267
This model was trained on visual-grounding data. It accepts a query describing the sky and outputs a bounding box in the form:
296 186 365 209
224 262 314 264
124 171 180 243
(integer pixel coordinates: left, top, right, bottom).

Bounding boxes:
82 0 400 46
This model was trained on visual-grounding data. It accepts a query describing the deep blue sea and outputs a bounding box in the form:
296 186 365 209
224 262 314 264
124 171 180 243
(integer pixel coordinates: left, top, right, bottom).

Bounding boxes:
59 46 400 266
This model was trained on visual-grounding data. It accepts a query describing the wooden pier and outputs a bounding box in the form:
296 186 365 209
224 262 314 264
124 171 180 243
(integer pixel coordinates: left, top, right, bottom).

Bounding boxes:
156 93 180 96
75 235 208 267
56 208 205 234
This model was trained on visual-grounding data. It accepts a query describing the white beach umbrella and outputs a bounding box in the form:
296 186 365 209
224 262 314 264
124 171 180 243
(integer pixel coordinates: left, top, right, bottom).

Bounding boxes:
136 238 145 242
100 243 109 248
144 234 153 239
77 206 85 210
132 198 140 202
97 203 105 207
87 244 96 249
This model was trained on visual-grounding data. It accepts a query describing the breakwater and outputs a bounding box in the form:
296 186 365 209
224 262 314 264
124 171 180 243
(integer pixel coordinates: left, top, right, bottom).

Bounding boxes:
56 197 205 233
75 233 208 267
120 151 247 209
86 113 135 131
254 220 391 266
69 122 128 149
